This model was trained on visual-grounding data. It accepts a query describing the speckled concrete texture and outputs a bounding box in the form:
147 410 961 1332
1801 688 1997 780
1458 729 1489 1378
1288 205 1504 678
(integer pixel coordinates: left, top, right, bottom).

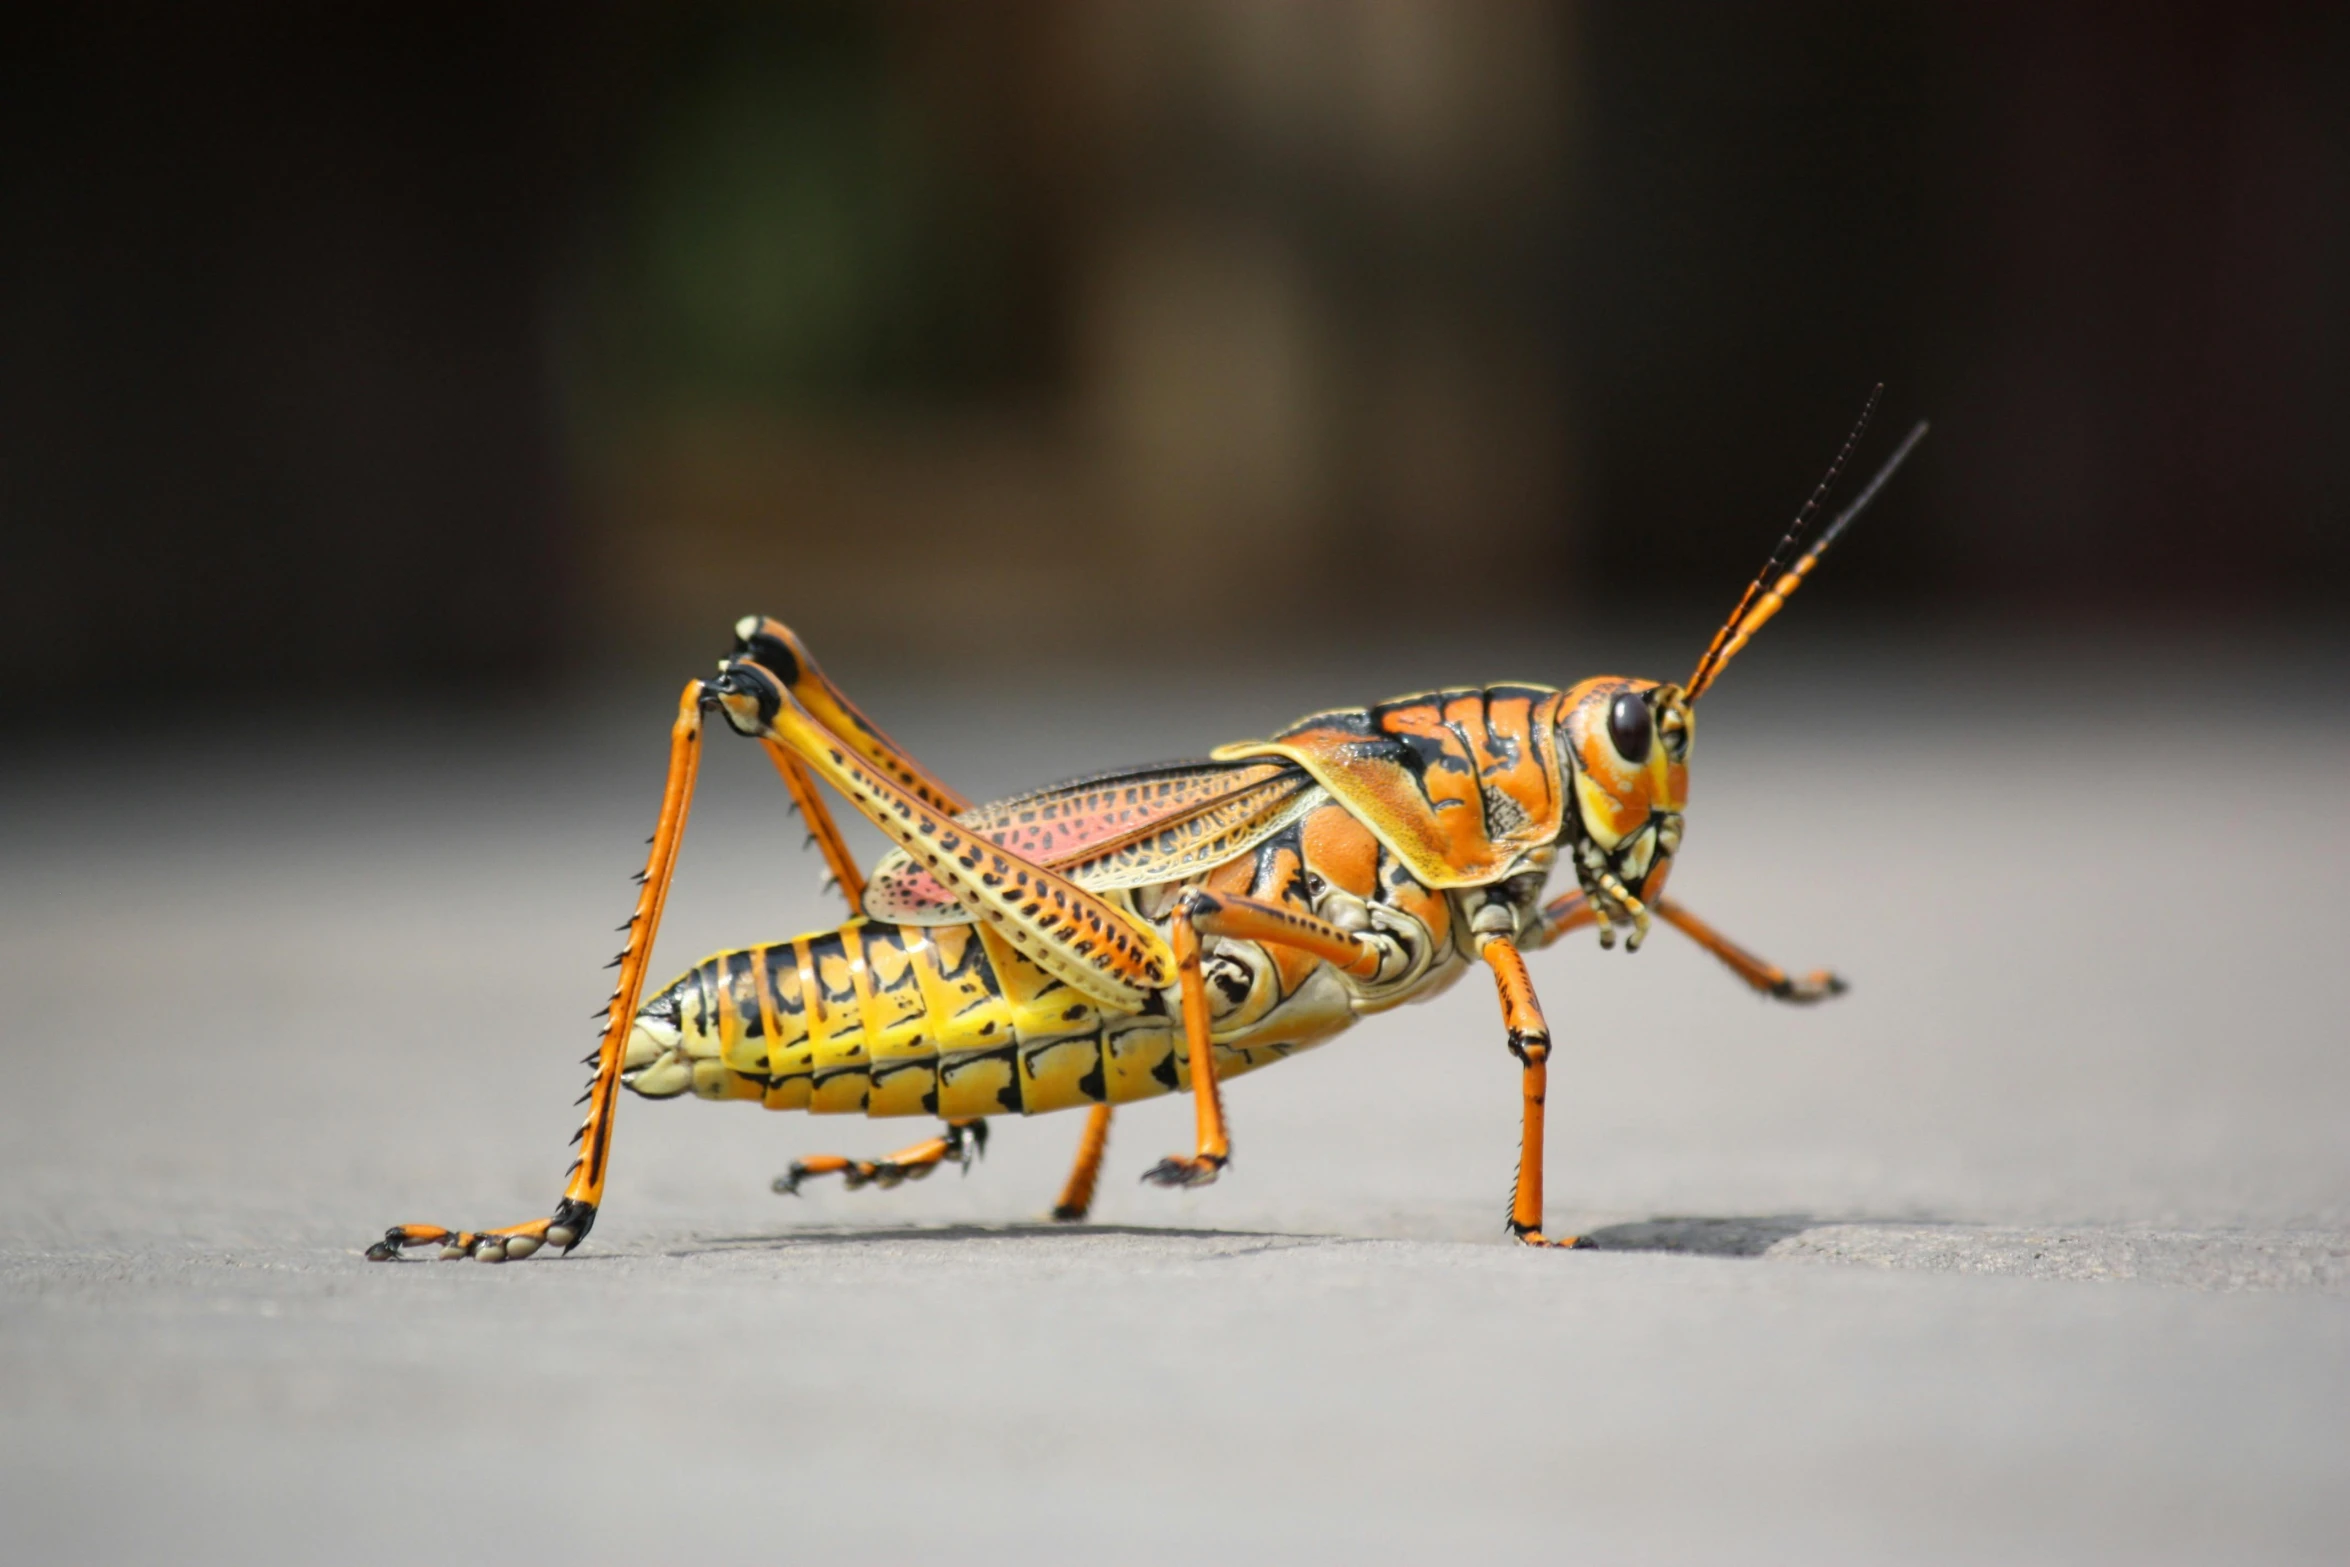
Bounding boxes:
5 635 2346 1563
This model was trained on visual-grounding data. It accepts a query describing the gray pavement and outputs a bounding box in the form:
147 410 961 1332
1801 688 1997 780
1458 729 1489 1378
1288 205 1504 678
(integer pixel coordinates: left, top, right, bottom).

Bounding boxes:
4 633 2348 1563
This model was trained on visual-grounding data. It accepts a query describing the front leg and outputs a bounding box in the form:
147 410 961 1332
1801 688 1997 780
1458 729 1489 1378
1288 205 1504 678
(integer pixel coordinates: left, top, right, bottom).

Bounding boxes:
1478 932 1589 1249
1655 898 1846 1002
1537 891 1846 1003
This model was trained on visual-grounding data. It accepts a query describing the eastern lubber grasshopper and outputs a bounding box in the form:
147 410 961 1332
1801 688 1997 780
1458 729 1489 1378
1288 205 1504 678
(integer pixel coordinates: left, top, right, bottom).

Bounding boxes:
369 392 1926 1261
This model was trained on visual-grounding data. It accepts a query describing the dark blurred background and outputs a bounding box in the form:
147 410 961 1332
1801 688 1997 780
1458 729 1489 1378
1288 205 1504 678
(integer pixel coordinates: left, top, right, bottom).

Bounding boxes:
5 2 2347 716
9 18 2350 1551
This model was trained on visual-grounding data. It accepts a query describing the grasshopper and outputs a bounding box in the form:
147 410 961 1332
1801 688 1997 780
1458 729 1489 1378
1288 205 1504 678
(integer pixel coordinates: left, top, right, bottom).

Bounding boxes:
370 392 1925 1261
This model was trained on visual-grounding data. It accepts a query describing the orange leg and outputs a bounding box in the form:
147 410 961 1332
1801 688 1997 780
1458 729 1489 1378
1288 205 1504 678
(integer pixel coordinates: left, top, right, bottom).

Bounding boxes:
760 741 866 915
733 616 969 815
1654 898 1845 1002
1479 932 1587 1249
737 616 968 914
1537 889 1599 946
774 1119 987 1196
716 659 1177 1009
1052 1104 1114 1222
369 681 708 1262
1140 888 1387 1190
738 617 988 915
1537 890 1846 1004
1168 888 1385 978
1138 900 1231 1188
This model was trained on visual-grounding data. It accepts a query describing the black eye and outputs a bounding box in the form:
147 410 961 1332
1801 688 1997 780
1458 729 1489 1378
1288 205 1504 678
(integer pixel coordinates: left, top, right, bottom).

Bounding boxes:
1607 692 1652 765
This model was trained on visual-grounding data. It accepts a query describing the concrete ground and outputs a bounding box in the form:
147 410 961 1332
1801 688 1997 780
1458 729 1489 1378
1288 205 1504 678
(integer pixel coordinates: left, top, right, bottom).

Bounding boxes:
4 631 2347 1564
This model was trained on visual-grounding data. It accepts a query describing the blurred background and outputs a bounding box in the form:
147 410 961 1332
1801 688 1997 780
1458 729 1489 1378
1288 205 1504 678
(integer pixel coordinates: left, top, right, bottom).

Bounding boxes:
5 1 2347 711
8 14 2350 1557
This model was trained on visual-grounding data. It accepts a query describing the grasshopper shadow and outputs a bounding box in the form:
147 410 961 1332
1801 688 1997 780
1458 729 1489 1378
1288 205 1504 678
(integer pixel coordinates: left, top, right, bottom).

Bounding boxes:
1577 1214 1822 1257
679 1221 1342 1254
693 1217 1850 1258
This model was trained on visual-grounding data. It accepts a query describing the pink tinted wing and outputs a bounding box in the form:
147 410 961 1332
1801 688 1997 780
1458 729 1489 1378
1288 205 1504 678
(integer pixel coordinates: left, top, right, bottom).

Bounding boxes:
957 759 1299 861
862 759 1308 922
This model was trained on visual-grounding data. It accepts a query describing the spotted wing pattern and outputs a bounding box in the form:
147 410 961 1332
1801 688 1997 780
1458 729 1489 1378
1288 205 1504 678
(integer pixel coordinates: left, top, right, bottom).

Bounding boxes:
1208 684 1571 887
864 760 1320 924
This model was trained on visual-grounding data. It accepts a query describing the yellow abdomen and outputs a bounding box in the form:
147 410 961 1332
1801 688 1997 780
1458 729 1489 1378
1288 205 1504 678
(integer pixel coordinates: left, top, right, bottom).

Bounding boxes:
624 915 1353 1118
622 919 1132 1117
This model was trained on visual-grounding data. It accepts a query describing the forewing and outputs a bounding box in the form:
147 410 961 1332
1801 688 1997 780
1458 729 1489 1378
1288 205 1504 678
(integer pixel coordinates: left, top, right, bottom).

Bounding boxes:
1053 771 1326 891
863 759 1316 924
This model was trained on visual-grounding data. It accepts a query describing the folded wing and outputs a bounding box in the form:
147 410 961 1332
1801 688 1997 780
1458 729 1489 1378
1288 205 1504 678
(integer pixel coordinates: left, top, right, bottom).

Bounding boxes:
864 759 1323 924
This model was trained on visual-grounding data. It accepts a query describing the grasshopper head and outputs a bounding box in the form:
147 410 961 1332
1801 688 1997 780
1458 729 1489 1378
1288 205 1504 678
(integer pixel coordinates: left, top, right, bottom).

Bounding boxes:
1560 677 1691 933
1555 393 1925 947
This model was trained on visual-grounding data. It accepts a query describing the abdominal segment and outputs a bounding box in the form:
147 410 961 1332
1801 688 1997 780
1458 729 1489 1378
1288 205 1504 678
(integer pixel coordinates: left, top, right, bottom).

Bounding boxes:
622 917 1347 1119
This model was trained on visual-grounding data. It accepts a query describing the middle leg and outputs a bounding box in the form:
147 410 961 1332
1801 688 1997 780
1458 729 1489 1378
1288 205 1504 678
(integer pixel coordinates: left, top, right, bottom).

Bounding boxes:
1052 1104 1115 1222
776 1118 989 1196
1139 888 1385 1189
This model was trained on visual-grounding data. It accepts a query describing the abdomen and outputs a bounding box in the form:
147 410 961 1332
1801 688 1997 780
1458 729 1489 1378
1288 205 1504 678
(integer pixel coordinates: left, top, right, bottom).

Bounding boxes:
622 917 1346 1119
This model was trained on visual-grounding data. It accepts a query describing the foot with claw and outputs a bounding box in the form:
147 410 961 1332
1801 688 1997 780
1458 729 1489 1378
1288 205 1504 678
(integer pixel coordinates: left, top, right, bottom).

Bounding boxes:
774 1155 896 1195
1771 970 1847 1004
773 1120 988 1198
1511 1226 1594 1250
1140 1153 1226 1190
364 1199 596 1263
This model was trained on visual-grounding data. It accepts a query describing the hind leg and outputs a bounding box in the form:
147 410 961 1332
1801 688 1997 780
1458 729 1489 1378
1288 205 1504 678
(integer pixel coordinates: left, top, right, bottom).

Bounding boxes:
368 682 707 1262
732 616 973 914
732 616 968 815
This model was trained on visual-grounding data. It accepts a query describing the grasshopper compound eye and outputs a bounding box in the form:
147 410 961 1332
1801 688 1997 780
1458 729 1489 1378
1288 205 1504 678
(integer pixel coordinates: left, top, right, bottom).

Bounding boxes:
1607 691 1652 765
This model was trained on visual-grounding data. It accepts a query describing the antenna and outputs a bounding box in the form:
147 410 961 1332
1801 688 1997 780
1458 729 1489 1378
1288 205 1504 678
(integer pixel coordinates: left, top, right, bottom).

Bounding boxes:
1685 388 1921 701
